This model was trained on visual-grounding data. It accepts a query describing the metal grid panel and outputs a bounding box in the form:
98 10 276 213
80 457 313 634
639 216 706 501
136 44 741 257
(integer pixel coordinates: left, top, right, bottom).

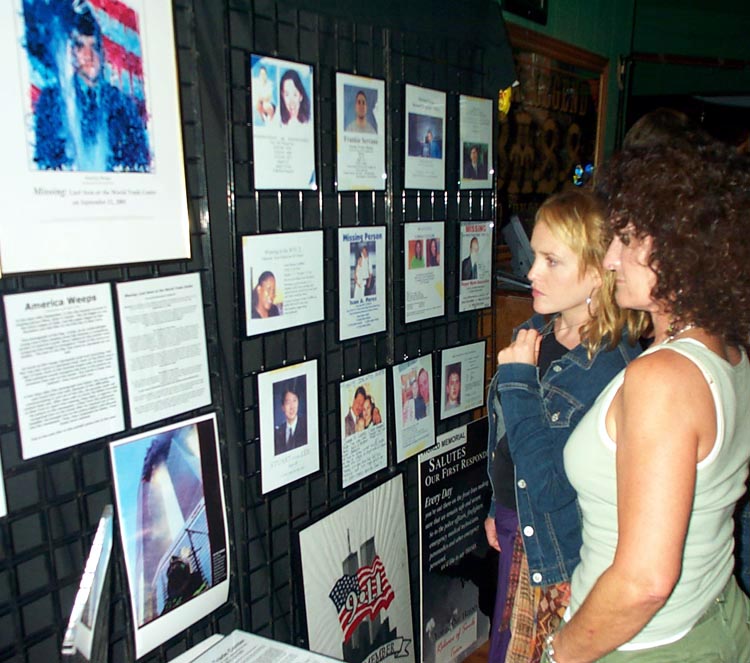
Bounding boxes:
225 0 497 653
0 2 240 661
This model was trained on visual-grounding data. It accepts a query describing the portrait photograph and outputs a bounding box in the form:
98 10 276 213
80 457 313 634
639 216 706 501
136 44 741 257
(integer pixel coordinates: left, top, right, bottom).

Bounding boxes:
343 85 378 135
258 360 319 494
0 0 191 274
337 227 387 341
339 370 388 488
335 72 386 191
404 84 446 190
109 414 230 658
271 375 308 456
407 113 443 159
250 53 317 190
462 142 489 181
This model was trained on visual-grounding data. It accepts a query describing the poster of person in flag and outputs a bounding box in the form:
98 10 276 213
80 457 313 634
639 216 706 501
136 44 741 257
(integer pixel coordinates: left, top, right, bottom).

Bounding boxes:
0 0 191 274
299 474 415 663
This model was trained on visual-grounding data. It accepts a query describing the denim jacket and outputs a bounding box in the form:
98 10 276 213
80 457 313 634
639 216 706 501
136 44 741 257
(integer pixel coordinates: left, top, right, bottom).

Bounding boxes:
486 313 641 585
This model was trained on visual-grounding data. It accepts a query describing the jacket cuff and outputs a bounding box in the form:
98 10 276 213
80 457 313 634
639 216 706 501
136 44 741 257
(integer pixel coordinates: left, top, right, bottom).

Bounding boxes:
497 361 537 386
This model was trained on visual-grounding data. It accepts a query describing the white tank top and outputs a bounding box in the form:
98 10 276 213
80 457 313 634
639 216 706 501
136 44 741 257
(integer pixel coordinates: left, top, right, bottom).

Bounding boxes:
564 338 750 649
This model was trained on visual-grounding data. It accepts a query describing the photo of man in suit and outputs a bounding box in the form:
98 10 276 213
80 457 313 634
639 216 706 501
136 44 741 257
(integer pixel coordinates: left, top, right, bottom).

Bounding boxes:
463 144 487 180
461 237 480 281
274 383 307 455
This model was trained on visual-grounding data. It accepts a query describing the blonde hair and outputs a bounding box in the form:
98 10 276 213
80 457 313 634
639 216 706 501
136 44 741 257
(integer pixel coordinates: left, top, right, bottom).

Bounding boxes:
535 189 649 356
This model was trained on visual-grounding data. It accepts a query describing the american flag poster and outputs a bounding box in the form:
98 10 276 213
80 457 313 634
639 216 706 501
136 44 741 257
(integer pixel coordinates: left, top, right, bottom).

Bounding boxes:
0 0 190 274
299 474 415 663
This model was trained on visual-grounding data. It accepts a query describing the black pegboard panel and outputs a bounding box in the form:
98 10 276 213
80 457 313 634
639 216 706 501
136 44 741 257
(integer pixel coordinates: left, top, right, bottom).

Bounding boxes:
217 0 503 656
0 1 241 661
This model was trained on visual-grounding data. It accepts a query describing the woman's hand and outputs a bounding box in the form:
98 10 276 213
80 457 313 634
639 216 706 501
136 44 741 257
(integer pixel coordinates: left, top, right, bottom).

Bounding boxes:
485 517 501 552
497 328 542 366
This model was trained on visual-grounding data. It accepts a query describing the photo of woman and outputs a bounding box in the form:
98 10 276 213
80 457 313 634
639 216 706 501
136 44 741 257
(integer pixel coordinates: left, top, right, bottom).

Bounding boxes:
279 69 311 126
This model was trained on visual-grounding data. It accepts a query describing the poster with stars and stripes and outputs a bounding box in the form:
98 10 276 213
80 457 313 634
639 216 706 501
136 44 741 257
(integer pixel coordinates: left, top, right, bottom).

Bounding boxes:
299 474 415 663
0 0 190 274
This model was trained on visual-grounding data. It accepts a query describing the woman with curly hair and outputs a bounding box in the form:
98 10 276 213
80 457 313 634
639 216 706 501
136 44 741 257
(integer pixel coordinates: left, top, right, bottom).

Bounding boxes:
544 143 750 662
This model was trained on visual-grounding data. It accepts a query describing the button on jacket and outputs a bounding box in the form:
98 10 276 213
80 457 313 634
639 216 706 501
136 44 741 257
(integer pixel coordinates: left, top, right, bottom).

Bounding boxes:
486 313 641 586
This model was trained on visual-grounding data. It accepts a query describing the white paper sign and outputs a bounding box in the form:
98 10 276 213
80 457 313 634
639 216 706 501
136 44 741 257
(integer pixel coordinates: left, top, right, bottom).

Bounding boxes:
0 0 191 274
404 84 446 190
392 355 436 462
337 226 387 340
336 73 386 191
258 360 320 494
339 370 388 488
4 283 124 459
439 341 486 420
405 222 445 324
117 273 211 427
459 95 493 190
183 630 338 662
243 231 324 336
250 54 317 190
458 221 493 312
299 475 415 663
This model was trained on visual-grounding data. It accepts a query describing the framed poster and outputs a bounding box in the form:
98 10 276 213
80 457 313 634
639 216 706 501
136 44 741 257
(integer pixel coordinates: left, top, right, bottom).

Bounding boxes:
109 414 230 658
0 0 191 274
250 54 317 190
459 95 493 190
404 84 446 190
439 341 486 420
299 474 415 663
257 360 319 494
404 222 445 324
336 73 386 191
392 354 435 463
339 370 388 488
458 221 493 312
242 231 324 337
337 227 387 341
418 419 492 663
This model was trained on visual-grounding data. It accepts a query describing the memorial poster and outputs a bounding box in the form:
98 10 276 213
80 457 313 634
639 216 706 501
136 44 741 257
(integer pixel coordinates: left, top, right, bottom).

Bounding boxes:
337 226 386 341
405 222 445 324
257 360 319 494
418 419 492 663
336 73 386 191
0 0 191 274
109 414 230 658
392 354 435 463
299 474 414 663
459 95 493 190
404 84 446 190
250 54 317 190
243 230 324 337
439 341 486 420
339 370 388 488
458 221 493 312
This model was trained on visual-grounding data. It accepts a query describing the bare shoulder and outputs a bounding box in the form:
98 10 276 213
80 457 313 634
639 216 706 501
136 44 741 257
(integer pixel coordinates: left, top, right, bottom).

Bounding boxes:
624 346 706 388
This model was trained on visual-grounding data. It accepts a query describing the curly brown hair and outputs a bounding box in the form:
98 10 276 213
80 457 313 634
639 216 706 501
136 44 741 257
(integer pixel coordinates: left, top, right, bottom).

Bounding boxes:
595 142 750 345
